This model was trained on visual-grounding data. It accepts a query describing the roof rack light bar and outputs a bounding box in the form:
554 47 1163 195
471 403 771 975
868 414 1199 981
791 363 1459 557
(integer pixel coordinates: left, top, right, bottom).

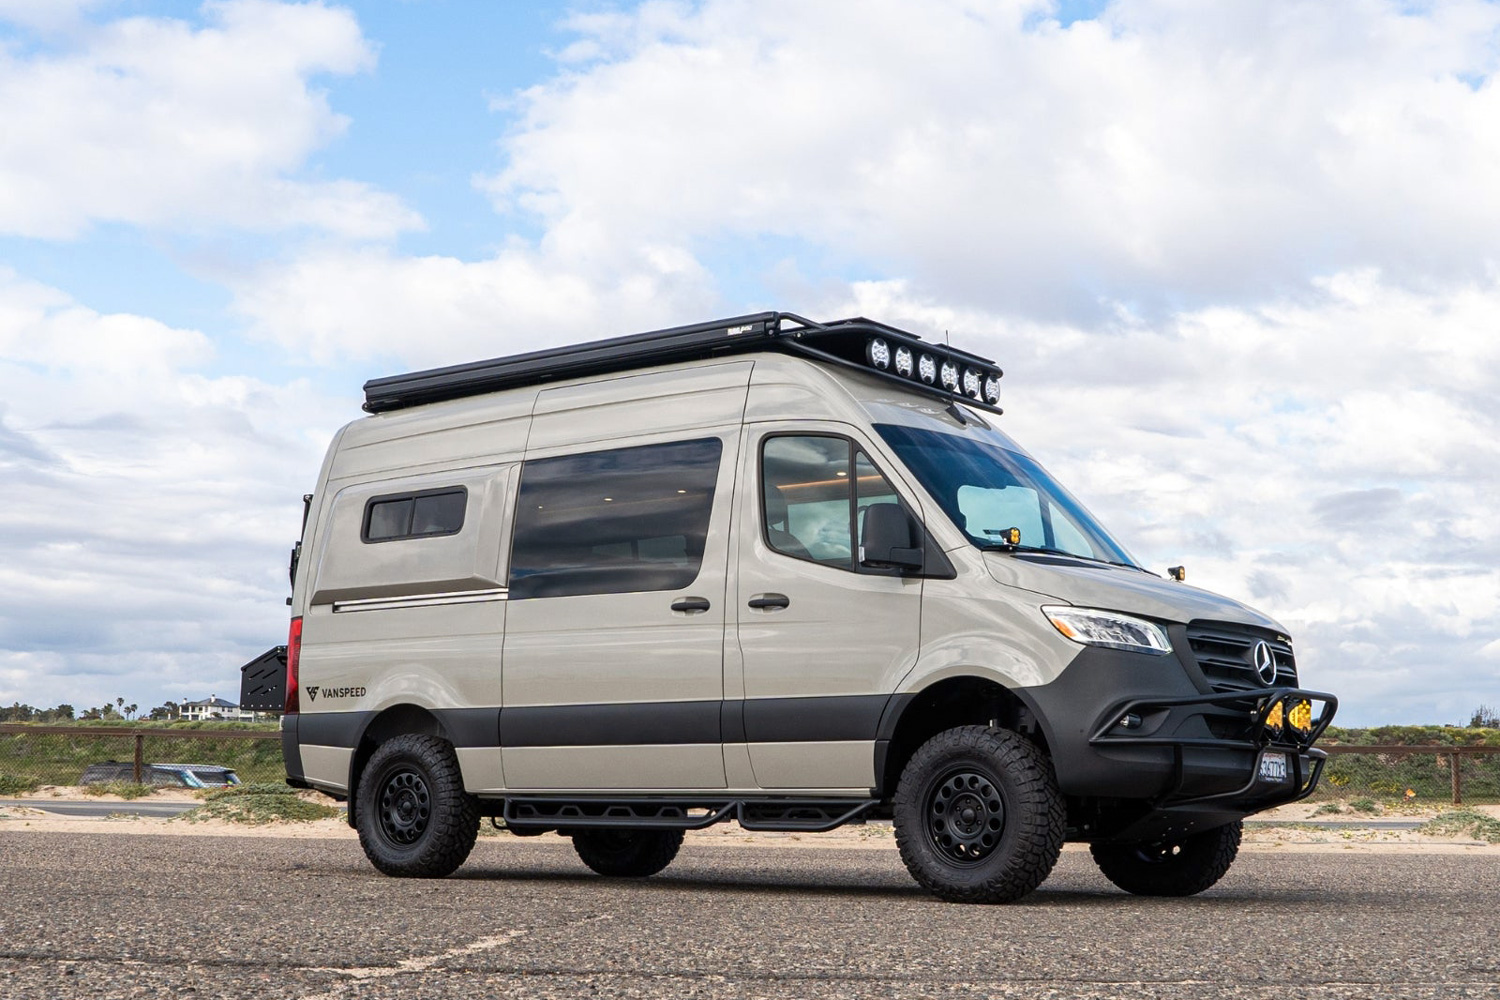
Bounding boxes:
361 311 1003 415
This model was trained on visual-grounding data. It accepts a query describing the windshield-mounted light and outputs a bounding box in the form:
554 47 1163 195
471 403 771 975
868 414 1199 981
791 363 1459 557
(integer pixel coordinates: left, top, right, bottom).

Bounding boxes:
1042 606 1172 656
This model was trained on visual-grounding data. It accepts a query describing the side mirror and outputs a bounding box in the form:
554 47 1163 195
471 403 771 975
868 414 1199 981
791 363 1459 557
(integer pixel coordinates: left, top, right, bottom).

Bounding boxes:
860 503 924 571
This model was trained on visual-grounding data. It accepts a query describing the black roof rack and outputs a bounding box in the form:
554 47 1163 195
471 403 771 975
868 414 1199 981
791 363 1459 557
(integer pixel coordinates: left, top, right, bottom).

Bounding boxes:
361 311 1003 414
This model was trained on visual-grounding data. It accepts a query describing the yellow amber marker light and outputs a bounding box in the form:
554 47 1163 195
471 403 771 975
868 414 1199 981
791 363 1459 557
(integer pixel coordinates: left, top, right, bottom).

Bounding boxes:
1265 701 1284 733
1002 527 1020 545
1288 699 1313 735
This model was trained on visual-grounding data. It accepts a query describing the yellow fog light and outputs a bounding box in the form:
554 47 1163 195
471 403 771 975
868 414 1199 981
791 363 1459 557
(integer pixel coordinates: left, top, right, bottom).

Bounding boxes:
1288 699 1314 736
1264 701 1284 736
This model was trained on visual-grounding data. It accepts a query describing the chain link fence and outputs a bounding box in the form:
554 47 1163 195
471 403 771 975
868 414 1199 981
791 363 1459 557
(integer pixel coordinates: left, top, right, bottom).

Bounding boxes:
1313 746 1500 806
0 724 283 793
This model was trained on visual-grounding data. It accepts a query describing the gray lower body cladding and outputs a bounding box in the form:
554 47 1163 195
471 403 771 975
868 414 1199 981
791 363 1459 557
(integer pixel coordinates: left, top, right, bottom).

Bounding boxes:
1016 645 1330 809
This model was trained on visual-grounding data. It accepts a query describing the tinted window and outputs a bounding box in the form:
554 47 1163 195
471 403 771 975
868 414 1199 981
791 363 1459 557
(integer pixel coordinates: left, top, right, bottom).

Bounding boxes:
363 487 467 542
762 436 903 572
508 438 723 599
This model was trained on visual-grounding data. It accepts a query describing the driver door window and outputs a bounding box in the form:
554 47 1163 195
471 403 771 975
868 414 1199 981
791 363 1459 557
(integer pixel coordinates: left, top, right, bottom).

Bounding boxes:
761 436 903 572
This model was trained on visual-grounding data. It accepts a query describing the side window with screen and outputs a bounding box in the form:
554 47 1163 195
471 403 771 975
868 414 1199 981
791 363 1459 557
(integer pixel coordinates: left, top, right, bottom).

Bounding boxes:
362 488 467 543
762 436 904 572
508 438 723 600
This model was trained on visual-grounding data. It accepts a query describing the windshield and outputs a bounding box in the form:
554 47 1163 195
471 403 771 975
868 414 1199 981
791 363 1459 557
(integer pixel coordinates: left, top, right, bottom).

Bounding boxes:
875 423 1140 568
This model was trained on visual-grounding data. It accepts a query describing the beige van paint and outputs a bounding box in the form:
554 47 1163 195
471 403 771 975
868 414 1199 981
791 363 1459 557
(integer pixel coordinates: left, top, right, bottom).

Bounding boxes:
292 349 1276 798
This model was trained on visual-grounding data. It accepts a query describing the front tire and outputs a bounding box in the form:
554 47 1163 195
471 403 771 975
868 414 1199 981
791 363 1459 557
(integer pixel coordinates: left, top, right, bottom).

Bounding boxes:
893 726 1065 903
356 734 479 878
1090 821 1242 896
571 829 684 877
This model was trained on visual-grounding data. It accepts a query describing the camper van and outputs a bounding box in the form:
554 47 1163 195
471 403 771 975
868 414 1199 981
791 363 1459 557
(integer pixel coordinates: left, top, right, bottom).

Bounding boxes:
276 312 1335 903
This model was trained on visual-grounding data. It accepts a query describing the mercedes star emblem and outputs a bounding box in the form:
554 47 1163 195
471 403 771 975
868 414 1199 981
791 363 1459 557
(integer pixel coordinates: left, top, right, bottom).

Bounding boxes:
1252 640 1277 685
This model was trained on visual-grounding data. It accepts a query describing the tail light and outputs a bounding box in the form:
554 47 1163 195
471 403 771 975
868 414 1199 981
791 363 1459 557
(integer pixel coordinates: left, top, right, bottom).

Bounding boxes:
284 616 303 714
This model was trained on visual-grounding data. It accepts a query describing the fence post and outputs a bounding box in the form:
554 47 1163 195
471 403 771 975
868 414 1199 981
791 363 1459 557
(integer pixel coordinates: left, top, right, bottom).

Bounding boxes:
133 733 144 785
1448 752 1462 806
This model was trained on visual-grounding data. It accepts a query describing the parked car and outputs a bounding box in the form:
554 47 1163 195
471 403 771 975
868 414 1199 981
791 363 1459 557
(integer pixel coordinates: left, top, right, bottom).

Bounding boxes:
152 764 241 788
79 762 187 787
78 762 241 788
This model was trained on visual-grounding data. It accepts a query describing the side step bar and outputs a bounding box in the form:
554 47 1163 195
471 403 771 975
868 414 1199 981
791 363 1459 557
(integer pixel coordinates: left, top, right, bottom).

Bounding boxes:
500 796 880 834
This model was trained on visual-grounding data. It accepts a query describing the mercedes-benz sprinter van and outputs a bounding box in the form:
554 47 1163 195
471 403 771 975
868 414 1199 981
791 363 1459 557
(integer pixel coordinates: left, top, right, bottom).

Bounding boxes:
275 311 1336 902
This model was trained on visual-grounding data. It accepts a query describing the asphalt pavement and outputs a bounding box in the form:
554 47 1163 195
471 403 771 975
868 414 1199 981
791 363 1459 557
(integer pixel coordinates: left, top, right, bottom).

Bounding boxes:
1 831 1497 999
0 798 199 819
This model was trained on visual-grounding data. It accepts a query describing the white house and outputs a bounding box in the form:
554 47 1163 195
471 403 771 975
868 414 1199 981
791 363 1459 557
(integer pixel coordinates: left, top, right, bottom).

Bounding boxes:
178 696 261 722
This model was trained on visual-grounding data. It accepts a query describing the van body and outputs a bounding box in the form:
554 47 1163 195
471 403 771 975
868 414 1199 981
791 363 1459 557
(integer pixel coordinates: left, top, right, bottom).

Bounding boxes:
278 312 1336 901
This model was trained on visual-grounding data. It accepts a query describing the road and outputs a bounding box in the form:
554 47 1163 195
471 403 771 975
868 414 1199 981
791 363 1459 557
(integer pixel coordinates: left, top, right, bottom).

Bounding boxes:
1 832 1497 999
0 797 199 818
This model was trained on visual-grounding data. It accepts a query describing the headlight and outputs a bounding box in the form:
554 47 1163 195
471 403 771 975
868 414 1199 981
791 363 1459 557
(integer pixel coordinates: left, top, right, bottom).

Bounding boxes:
1042 606 1173 656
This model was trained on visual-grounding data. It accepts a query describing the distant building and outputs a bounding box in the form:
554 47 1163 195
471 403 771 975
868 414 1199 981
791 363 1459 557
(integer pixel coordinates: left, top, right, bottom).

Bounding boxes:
178 696 267 722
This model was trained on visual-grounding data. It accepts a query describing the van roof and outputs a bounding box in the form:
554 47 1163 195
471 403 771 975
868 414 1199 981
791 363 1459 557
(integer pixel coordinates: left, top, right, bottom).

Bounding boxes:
361 311 1003 415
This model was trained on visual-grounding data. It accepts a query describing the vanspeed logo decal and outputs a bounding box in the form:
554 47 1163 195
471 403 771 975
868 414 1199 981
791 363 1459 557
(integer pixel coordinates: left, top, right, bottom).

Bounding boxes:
304 685 365 702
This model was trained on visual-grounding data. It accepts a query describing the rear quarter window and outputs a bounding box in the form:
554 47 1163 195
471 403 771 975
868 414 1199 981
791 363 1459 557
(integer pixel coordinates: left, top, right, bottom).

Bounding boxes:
362 487 467 543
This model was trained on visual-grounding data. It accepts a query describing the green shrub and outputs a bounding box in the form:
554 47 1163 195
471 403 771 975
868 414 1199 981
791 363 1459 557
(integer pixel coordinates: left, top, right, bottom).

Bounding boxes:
176 784 340 825
0 773 41 795
1349 798 1379 813
1420 810 1500 844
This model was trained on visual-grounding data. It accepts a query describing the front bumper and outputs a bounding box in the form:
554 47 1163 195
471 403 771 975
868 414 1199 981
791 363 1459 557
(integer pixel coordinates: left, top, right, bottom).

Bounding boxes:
1016 647 1338 842
1082 686 1337 842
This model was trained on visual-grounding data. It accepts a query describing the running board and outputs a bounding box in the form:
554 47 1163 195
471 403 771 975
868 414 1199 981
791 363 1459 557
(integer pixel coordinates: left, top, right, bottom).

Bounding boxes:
500 797 880 833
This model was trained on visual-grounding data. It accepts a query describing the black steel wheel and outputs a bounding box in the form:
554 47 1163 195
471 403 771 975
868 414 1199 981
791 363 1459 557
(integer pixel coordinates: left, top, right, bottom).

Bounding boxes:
356 734 479 878
893 726 1065 903
1090 821 1242 897
572 828 684 878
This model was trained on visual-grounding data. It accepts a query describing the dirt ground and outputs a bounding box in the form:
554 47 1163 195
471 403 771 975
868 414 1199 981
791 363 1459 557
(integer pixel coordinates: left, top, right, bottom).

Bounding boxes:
2 786 1497 853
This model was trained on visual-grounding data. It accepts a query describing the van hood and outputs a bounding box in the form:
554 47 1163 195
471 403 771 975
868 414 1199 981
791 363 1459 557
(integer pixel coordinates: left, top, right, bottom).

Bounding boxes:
981 551 1288 635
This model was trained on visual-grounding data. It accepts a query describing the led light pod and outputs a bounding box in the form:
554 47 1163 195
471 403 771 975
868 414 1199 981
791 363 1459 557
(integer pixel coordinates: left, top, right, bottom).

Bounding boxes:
894 346 914 377
1264 700 1285 738
867 337 891 370
1288 699 1314 736
982 375 1002 405
939 360 960 391
962 368 983 399
917 354 937 384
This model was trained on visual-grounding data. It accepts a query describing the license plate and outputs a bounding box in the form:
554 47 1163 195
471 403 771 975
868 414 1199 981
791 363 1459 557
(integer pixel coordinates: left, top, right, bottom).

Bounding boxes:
1259 751 1289 783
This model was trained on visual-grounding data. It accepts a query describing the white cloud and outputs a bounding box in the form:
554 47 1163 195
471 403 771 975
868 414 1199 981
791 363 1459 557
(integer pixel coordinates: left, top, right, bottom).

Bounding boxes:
0 269 348 711
232 242 718 368
479 0 1500 320
0 0 420 240
839 272 1500 723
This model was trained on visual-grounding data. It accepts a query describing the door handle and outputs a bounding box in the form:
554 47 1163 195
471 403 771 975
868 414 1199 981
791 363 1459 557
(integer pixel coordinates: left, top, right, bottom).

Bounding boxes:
671 596 712 613
747 593 790 610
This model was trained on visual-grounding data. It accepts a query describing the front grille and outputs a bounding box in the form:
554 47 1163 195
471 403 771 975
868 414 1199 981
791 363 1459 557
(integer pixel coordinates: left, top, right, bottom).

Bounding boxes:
1186 621 1298 693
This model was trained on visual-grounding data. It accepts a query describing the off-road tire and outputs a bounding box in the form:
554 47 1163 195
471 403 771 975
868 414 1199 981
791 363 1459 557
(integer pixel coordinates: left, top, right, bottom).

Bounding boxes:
572 829 684 878
1090 821 1243 896
356 734 479 878
893 725 1066 903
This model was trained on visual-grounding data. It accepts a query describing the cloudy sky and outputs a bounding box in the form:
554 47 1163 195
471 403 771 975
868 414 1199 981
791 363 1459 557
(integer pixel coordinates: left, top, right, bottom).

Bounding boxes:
1 0 1496 725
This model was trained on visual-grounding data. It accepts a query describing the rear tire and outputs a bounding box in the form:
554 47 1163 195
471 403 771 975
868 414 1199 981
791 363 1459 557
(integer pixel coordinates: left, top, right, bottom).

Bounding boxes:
893 725 1065 903
356 734 479 878
1090 821 1242 896
572 829 684 877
